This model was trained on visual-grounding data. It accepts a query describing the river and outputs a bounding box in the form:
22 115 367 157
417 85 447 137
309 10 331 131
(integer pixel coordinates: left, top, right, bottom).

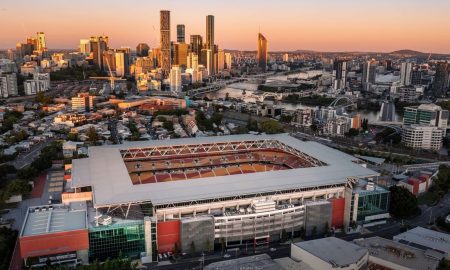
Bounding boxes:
204 81 401 122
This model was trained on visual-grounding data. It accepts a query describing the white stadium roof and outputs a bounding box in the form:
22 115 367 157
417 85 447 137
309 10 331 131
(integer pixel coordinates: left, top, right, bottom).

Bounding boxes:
71 134 378 207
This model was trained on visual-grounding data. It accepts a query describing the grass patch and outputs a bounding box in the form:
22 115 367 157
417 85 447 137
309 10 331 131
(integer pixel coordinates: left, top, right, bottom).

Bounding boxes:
417 192 440 206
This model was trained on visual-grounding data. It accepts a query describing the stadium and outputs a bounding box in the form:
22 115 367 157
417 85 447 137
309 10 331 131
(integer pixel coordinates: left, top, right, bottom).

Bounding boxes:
19 134 380 265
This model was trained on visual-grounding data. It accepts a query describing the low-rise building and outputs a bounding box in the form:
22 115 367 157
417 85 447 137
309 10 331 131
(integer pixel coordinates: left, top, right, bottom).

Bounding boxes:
397 174 432 196
394 227 450 259
54 113 87 127
354 236 441 270
347 179 390 228
291 237 369 270
19 203 89 267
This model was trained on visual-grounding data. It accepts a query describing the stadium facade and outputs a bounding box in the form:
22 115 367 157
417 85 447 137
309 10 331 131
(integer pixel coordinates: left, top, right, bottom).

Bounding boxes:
19 134 380 266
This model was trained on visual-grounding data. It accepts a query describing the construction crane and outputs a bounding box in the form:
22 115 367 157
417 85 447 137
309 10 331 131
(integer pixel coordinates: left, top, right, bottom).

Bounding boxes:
89 57 125 94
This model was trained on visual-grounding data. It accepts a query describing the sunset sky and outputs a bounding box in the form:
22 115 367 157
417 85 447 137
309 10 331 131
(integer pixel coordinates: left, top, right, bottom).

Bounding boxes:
1 0 449 53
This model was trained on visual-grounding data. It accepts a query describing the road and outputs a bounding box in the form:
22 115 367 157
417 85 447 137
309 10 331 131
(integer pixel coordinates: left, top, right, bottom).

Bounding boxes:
8 138 55 169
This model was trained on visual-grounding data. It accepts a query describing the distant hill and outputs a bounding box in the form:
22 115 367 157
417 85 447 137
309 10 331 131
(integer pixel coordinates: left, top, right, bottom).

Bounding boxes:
389 49 427 55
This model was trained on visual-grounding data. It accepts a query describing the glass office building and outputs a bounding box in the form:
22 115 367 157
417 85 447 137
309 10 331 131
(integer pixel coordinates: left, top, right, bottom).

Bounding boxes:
350 181 390 225
88 220 145 261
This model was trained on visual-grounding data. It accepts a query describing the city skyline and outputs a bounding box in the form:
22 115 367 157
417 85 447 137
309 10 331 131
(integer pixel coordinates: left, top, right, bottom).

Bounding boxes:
1 0 450 53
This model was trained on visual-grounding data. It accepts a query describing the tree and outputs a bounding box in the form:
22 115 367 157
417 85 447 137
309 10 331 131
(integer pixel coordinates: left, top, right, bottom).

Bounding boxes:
259 119 284 134
310 124 318 134
0 228 18 270
246 117 258 132
126 82 133 92
211 113 223 126
299 227 306 239
163 121 174 131
16 167 38 181
324 222 329 235
389 186 419 218
437 259 450 270
190 241 196 256
204 238 211 252
279 114 293 123
345 128 359 137
280 229 288 243
67 132 79 142
35 91 51 105
361 118 369 131
87 127 99 144
173 242 180 255
220 238 226 254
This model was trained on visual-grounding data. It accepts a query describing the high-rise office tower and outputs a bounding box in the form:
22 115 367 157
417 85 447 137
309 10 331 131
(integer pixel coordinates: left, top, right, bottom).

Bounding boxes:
177 25 185 43
206 15 215 75
79 39 90 54
201 49 213 76
36 32 46 51
224 53 232 70
160 10 171 77
283 53 289 62
169 65 182 92
116 47 131 76
400 62 413 86
136 43 150 57
383 60 392 71
0 73 18 98
332 59 348 91
432 62 450 97
257 33 268 72
187 52 199 70
102 49 116 72
217 49 225 72
362 60 376 90
115 51 126 77
172 43 188 68
379 101 397 122
190 35 203 63
411 69 422 85
90 36 108 71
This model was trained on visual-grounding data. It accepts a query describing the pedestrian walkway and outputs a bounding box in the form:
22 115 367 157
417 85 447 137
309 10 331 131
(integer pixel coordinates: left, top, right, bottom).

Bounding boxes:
30 172 46 199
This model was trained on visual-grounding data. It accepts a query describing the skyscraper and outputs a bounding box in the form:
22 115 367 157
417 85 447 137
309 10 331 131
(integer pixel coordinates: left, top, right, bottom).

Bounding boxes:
169 65 182 92
177 24 185 43
36 32 46 51
187 52 199 70
332 59 348 91
136 43 150 57
115 52 125 77
90 36 108 71
400 62 413 86
224 53 232 70
102 49 116 72
206 15 215 75
362 60 376 90
432 62 450 97
257 33 268 72
217 49 225 72
172 43 188 67
79 39 90 54
160 10 171 77
201 49 213 76
116 47 131 76
190 35 203 63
